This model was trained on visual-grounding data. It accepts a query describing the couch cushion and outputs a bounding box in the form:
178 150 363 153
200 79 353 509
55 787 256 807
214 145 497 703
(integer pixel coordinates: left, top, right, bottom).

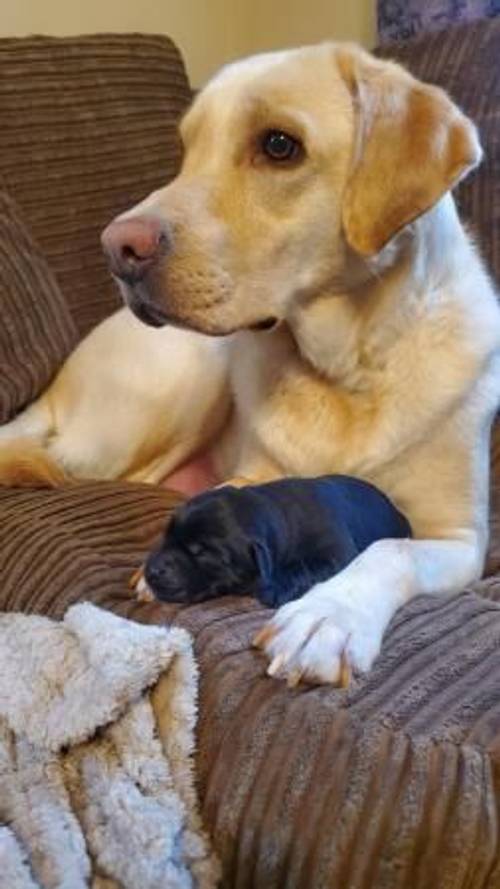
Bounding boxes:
0 34 192 337
377 18 500 288
0 190 77 423
2 456 500 888
156 590 500 889
0 480 181 616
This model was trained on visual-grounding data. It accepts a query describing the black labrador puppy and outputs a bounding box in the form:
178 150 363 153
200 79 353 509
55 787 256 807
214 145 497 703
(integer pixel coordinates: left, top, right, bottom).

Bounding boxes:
144 475 412 608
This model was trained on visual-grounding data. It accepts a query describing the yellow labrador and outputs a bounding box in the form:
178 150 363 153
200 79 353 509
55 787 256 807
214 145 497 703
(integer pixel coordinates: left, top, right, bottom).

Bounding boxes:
0 308 229 485
2 43 500 685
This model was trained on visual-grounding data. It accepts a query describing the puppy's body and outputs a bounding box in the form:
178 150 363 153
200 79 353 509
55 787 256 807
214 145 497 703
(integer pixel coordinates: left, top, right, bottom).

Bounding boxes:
1 43 500 684
145 475 412 607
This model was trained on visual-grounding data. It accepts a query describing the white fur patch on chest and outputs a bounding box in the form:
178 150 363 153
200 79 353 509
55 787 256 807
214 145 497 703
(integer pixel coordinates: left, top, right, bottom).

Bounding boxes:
290 293 403 390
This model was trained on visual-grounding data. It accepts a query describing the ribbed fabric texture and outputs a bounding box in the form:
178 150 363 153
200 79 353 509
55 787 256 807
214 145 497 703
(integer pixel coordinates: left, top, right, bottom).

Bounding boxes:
0 481 181 617
0 34 192 337
1 427 499 889
159 592 500 889
0 191 77 422
377 17 500 289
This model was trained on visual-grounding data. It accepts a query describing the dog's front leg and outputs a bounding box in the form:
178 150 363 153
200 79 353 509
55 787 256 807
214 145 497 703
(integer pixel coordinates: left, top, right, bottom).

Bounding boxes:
254 534 483 686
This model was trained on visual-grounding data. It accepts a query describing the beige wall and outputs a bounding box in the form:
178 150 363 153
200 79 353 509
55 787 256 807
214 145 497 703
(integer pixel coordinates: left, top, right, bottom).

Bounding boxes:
0 0 242 86
242 0 375 59
1 0 375 86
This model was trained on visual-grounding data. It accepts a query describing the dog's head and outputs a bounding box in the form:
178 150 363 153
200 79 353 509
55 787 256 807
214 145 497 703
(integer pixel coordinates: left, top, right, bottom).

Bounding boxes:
144 490 259 603
102 43 481 335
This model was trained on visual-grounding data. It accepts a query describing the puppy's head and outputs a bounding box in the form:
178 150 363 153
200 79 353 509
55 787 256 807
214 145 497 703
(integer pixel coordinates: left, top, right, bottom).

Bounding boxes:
144 491 259 603
102 43 481 335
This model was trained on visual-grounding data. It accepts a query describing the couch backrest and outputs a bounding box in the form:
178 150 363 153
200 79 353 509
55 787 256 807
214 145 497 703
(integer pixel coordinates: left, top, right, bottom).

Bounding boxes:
0 34 192 337
377 18 500 290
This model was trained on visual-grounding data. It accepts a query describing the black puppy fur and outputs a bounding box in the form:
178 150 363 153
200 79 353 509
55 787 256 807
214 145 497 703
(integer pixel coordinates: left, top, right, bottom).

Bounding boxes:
145 475 412 608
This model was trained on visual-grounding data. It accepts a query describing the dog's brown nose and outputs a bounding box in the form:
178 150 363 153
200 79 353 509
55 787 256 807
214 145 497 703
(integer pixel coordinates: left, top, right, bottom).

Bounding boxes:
101 216 168 282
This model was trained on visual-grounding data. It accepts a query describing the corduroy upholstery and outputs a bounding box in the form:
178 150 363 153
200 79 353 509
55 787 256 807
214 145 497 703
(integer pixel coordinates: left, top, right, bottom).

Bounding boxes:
0 191 77 422
1 26 500 889
0 34 191 338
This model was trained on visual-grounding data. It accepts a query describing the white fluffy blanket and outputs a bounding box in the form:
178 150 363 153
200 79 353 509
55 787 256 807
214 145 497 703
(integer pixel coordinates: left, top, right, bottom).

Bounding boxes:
0 603 220 889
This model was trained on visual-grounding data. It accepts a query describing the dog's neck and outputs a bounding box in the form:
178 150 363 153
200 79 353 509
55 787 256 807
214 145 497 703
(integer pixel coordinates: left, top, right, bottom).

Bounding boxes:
288 194 471 383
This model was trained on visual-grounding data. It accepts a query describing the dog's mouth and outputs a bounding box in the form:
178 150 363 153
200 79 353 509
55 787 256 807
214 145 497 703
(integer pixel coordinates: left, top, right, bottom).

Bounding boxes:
248 316 279 332
124 286 280 336
144 552 188 602
145 552 214 604
128 295 171 328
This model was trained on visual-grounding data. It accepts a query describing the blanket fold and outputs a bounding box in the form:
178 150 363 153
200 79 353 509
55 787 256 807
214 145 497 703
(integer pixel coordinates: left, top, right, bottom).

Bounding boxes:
0 604 220 889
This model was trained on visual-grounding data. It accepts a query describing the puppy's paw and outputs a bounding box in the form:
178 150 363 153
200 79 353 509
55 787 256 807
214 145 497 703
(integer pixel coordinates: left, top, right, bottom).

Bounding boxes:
253 581 385 687
129 565 155 603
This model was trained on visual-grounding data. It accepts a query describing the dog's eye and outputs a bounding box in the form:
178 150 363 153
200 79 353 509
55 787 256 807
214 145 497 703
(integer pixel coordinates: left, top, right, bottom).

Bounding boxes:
261 130 302 163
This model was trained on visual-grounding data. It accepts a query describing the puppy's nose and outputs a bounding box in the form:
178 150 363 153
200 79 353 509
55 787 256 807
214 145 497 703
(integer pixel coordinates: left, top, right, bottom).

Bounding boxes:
101 215 168 282
145 558 163 590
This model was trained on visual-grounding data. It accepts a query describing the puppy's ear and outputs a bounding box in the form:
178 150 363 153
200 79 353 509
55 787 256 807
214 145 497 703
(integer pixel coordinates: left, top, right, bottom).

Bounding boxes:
251 539 273 583
336 46 482 257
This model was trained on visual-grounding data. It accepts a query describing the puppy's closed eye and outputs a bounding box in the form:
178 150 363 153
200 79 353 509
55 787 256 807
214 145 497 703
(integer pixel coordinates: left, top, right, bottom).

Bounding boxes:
186 540 204 557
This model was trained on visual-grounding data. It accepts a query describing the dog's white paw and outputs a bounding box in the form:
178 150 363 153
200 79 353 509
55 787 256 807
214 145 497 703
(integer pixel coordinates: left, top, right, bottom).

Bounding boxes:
254 578 387 687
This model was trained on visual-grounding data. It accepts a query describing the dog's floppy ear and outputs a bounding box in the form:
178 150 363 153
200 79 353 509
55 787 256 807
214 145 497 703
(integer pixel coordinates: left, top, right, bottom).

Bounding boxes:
337 47 482 257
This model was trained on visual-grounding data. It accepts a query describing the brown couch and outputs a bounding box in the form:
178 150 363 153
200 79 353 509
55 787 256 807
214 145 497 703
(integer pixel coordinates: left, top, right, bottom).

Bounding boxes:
1 22 500 889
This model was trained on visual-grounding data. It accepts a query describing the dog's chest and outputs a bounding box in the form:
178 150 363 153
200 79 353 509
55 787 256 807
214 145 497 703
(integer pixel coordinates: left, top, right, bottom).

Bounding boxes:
291 300 392 390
